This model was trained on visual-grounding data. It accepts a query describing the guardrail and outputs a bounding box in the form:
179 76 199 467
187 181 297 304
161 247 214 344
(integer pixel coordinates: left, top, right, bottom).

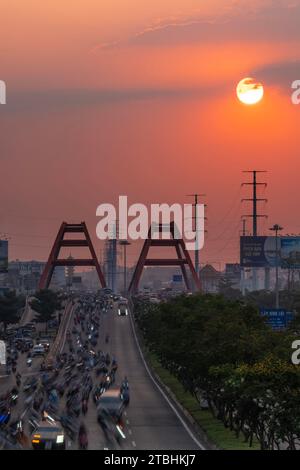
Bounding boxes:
20 296 32 326
45 300 75 364
127 295 134 314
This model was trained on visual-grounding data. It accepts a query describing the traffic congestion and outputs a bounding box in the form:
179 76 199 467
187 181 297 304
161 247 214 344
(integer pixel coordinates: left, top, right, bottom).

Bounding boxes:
0 294 130 450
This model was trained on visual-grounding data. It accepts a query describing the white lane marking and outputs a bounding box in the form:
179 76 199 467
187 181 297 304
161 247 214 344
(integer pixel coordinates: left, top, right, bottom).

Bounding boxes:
124 411 127 416
126 419 130 425
129 308 206 450
128 429 132 435
132 441 136 447
20 406 29 419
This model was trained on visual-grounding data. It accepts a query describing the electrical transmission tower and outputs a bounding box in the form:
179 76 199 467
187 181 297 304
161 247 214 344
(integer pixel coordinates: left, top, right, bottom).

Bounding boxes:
242 171 267 291
186 194 205 280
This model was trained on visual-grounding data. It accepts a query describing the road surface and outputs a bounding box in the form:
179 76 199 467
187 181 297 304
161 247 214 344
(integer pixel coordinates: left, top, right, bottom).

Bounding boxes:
83 304 204 450
1 297 206 450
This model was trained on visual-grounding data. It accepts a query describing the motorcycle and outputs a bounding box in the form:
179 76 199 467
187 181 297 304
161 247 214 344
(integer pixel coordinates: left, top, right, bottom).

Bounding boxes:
78 425 88 450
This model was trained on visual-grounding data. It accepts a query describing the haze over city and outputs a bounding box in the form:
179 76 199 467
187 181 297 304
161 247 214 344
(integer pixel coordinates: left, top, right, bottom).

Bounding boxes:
1 0 300 267
2 0 300 456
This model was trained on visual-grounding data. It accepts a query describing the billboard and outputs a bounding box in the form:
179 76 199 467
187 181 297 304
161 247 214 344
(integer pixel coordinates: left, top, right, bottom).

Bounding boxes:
281 237 300 269
0 240 8 273
260 308 294 331
240 236 277 268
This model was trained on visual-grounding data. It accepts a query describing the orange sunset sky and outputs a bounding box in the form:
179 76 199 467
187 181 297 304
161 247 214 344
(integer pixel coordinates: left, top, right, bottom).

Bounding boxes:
1 0 300 268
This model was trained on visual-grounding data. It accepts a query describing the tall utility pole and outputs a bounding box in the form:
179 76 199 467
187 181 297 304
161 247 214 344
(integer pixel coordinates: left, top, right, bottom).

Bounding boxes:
105 220 119 293
111 220 119 293
240 218 247 295
242 171 267 291
269 224 283 309
186 194 205 280
119 240 130 295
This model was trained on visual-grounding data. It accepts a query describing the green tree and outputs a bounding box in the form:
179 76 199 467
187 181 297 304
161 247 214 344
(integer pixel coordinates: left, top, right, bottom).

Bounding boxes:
210 358 300 449
30 289 62 332
134 293 298 448
218 277 242 301
0 290 25 331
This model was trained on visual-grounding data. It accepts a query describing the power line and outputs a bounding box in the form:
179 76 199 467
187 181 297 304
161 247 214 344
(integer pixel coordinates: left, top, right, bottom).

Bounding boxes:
186 193 205 278
0 231 53 239
209 184 242 228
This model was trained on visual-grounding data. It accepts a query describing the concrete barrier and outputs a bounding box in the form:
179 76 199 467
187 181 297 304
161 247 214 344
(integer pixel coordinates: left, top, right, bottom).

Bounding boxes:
45 300 75 365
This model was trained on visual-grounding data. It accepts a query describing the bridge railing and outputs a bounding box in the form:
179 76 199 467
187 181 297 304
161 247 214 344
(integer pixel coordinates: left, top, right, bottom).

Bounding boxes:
19 296 32 326
45 299 75 365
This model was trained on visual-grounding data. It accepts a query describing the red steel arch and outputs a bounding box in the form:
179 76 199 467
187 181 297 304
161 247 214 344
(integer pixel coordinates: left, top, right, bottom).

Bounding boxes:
39 222 106 289
128 221 201 294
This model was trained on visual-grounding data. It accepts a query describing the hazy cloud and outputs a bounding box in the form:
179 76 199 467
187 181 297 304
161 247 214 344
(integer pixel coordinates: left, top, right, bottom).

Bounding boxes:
252 60 300 90
2 85 226 114
92 1 300 52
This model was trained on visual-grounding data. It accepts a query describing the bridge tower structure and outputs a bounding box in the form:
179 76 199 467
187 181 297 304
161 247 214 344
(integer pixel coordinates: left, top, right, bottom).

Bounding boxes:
128 221 201 295
39 222 106 290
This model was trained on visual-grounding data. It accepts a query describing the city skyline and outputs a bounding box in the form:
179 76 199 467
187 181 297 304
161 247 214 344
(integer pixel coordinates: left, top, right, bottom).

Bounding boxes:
1 0 300 267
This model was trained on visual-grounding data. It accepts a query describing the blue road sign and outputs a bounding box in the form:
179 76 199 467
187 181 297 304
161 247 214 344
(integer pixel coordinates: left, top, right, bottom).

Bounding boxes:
260 308 294 330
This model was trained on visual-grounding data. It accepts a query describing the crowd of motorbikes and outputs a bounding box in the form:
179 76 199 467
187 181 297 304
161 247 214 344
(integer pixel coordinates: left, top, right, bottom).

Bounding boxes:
0 295 130 450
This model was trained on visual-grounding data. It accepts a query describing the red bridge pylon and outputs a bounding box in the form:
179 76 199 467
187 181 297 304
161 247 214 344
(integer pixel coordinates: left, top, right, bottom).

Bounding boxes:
39 222 106 290
128 221 201 295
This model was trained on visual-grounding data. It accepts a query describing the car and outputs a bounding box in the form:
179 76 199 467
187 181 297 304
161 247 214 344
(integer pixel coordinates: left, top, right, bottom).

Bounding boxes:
23 323 36 333
6 329 17 339
117 303 128 316
31 421 66 450
38 339 50 351
22 330 34 338
96 388 125 421
32 345 45 357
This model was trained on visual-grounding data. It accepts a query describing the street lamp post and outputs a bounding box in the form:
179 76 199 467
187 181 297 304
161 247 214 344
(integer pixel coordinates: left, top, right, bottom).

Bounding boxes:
269 224 283 309
119 240 131 295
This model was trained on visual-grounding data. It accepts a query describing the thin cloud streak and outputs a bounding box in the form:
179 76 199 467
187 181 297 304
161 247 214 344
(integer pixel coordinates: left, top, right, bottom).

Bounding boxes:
2 85 227 114
91 1 300 53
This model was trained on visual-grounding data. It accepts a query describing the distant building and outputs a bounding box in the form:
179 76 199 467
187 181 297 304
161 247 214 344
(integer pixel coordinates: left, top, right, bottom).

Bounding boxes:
72 276 82 291
5 260 46 293
51 266 66 289
103 238 118 293
199 264 221 293
2 260 66 293
225 263 241 290
66 254 74 288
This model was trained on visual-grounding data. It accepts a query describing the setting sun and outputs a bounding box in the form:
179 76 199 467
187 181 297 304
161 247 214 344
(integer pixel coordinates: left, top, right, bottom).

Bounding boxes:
236 77 264 105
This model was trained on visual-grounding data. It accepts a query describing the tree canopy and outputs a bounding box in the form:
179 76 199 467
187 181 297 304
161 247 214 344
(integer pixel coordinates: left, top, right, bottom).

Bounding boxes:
30 289 62 327
134 293 299 449
0 291 25 330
